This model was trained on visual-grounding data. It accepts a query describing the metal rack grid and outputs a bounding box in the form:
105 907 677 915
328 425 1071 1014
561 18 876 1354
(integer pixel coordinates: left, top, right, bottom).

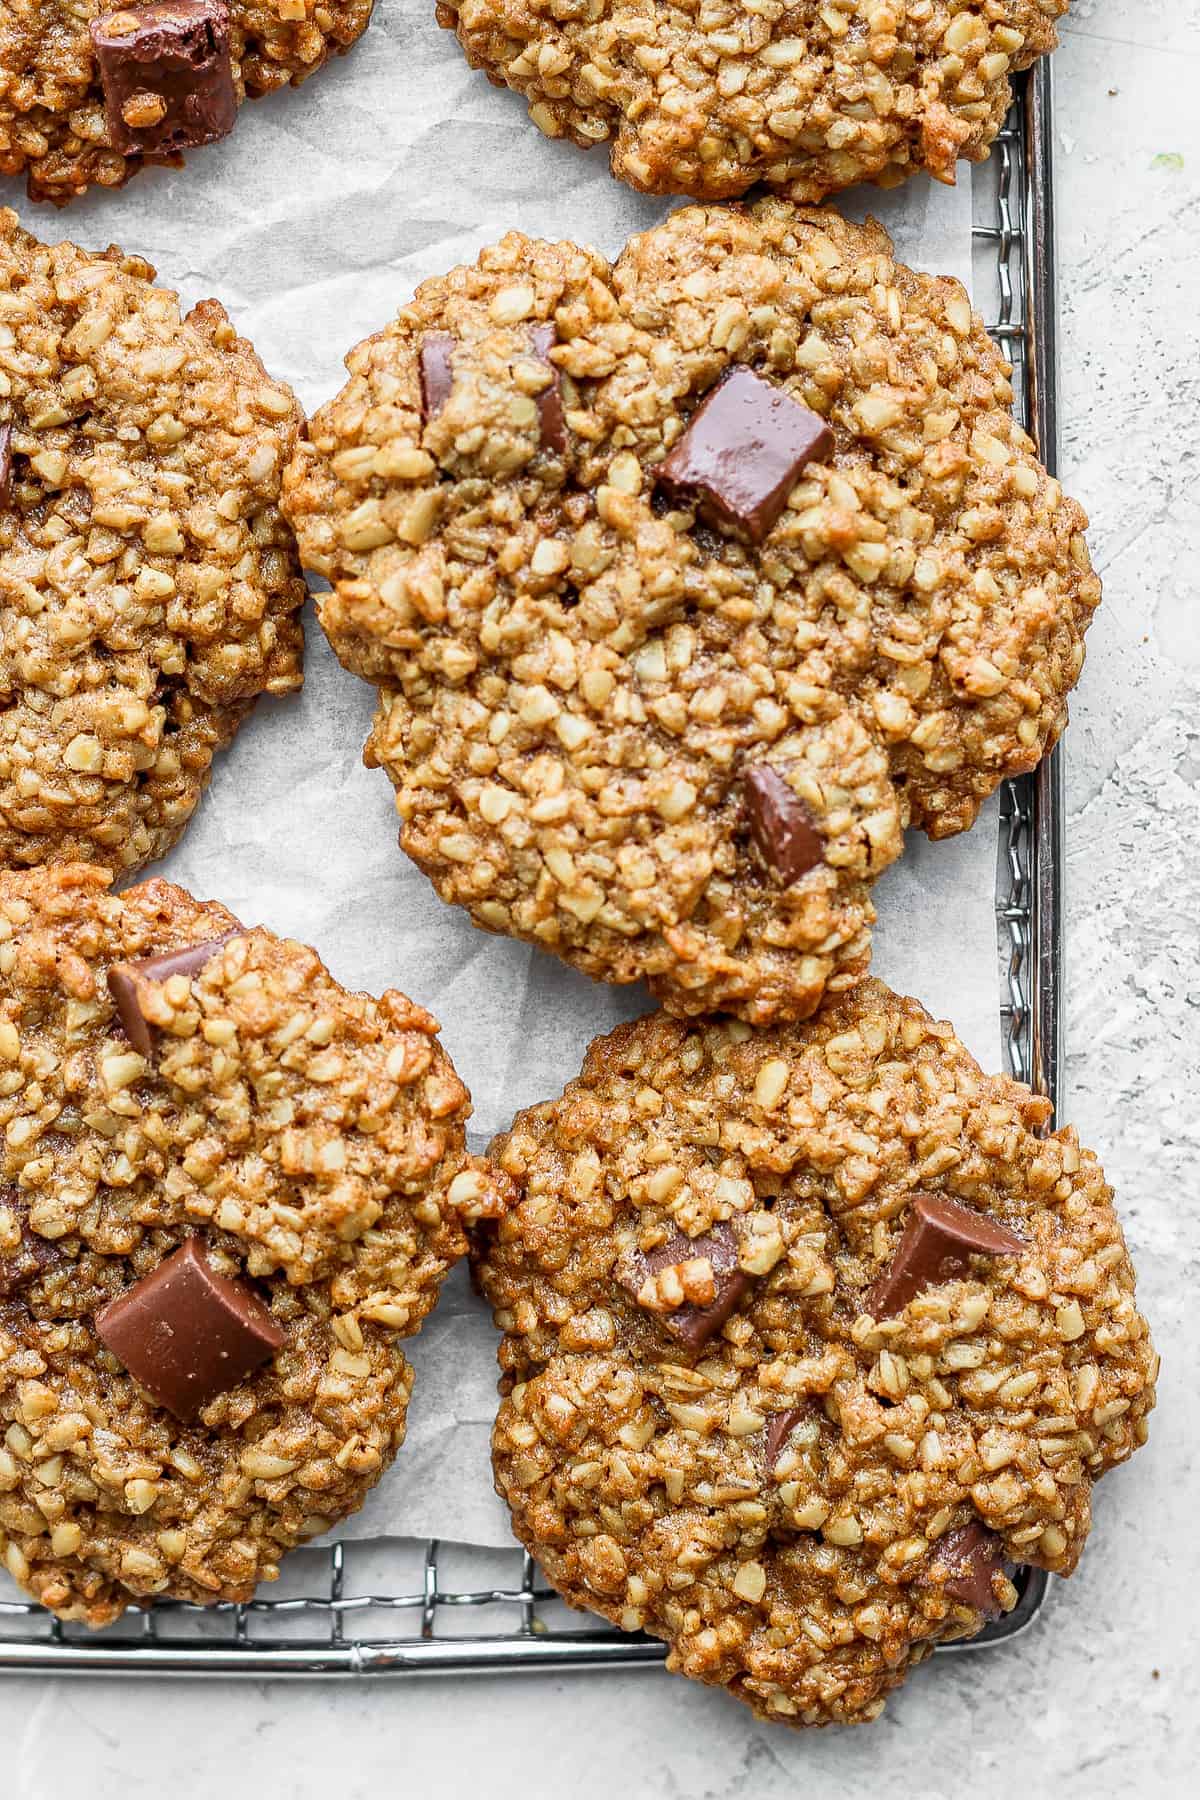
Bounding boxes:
0 63 1062 1677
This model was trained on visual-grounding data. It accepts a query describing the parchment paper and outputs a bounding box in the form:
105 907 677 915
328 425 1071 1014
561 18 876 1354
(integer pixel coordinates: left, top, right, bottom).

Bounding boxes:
7 3 997 1553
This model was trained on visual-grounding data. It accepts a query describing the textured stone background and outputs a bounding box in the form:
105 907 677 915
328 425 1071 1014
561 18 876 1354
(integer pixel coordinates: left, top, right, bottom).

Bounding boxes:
2 4 1196 1792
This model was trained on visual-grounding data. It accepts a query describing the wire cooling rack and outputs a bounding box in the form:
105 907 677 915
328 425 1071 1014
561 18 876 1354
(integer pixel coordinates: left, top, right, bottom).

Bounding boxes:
0 64 1062 1677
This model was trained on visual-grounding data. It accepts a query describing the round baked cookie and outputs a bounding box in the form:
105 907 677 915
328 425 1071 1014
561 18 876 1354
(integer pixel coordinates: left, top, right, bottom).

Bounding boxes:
0 863 504 1626
477 981 1156 1727
0 211 305 875
283 201 1100 1024
437 0 1065 202
1 1 375 204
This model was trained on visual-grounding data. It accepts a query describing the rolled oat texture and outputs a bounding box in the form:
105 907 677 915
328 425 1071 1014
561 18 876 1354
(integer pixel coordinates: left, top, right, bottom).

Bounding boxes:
0 863 504 1625
477 980 1156 1726
437 0 1066 202
0 1 376 203
284 202 1100 1023
0 211 306 875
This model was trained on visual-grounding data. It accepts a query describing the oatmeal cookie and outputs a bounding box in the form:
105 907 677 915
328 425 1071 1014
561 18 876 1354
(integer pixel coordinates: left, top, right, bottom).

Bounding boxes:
0 863 504 1625
283 202 1100 1023
1 1 375 204
478 981 1156 1727
437 0 1065 202
0 211 305 875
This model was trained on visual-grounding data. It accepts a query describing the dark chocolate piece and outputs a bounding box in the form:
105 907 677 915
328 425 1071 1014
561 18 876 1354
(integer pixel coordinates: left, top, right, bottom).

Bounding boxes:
94 1237 284 1419
0 1194 61 1299
762 1406 813 1476
107 931 236 1057
90 2 236 158
620 1221 751 1353
864 1192 1026 1319
529 323 567 454
744 765 824 884
419 332 456 421
928 1522 1010 1617
420 325 566 453
0 423 11 509
656 365 833 543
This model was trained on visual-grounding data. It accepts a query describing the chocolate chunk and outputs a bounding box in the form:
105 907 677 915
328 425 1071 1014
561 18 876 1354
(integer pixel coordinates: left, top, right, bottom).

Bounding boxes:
0 1195 61 1299
656 365 833 543
0 423 11 508
928 1522 1010 1617
762 1406 813 1475
864 1192 1026 1319
90 2 237 158
529 323 567 454
94 1238 284 1420
420 325 566 453
620 1221 751 1353
744 765 824 884
419 332 456 421
107 931 236 1057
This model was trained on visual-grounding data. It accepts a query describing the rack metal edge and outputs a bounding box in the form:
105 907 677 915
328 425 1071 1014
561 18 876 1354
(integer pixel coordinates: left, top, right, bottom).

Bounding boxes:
1025 57 1066 1128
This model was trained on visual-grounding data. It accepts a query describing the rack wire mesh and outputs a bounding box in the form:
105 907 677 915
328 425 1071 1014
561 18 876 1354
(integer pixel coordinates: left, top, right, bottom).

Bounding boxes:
0 63 1061 1677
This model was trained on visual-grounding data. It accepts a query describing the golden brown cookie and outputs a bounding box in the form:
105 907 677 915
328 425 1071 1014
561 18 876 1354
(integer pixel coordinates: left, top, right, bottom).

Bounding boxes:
477 981 1156 1726
438 0 1065 202
283 202 1100 1024
0 863 504 1626
0 211 305 876
1 1 376 204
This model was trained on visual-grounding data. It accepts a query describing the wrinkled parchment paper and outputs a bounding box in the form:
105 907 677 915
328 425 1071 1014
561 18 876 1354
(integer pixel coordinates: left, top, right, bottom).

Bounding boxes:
7 3 996 1553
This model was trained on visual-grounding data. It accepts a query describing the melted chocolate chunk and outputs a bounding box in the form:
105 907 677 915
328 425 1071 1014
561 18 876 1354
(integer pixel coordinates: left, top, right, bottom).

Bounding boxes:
620 1220 751 1353
0 1194 61 1299
865 1192 1026 1319
928 1522 1011 1617
419 324 566 453
107 931 237 1057
94 1238 284 1420
91 2 237 158
0 423 11 508
762 1406 814 1475
419 332 456 421
743 765 824 884
656 365 833 543
529 323 567 454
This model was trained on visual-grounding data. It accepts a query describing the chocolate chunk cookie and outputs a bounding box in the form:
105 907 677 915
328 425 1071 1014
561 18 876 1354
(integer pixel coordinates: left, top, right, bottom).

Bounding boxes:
437 0 1065 202
0 864 504 1625
1 2 375 203
283 202 1100 1024
477 981 1156 1726
0 212 305 876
